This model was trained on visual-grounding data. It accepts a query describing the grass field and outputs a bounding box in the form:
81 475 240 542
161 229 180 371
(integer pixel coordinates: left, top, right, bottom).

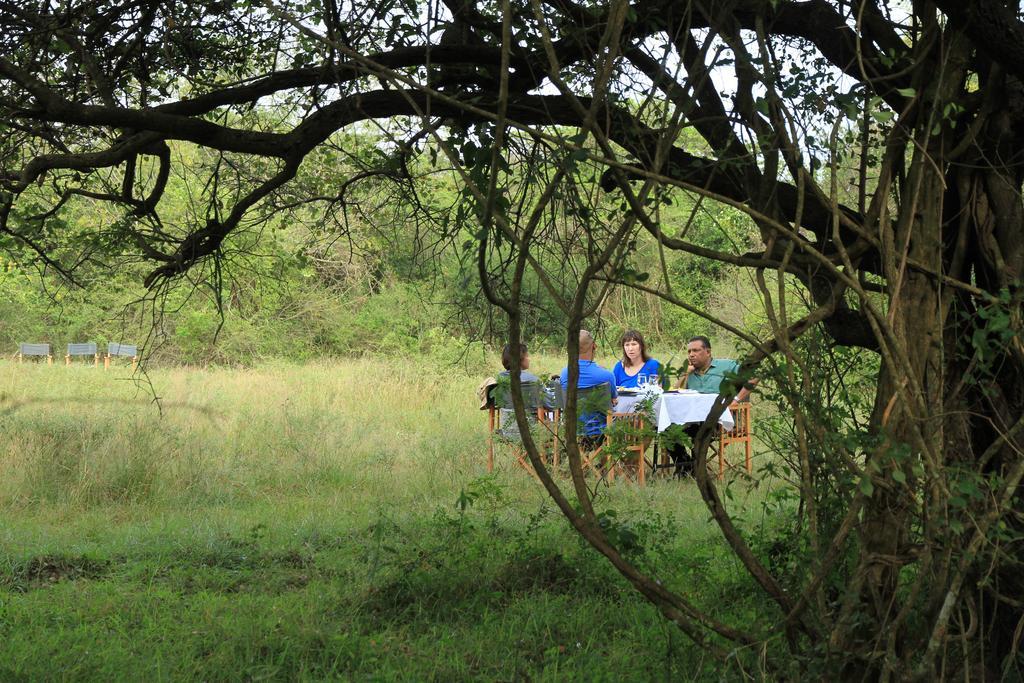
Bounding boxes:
0 358 781 681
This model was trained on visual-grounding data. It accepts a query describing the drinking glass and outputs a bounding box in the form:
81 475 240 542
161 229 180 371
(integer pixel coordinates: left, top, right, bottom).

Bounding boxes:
637 373 648 389
649 374 659 389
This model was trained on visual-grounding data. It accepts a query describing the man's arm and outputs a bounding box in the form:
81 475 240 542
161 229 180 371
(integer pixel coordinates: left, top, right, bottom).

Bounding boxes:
735 378 758 403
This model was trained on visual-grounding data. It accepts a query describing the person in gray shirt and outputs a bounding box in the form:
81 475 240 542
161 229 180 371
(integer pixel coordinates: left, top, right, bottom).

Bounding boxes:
498 342 540 384
496 343 541 439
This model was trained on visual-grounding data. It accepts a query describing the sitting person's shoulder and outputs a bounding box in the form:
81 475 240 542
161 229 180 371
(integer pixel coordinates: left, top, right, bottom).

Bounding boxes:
499 369 541 381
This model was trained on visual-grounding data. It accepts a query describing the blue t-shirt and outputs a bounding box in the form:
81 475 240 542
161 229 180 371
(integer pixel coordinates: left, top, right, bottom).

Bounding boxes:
612 358 662 388
560 360 618 436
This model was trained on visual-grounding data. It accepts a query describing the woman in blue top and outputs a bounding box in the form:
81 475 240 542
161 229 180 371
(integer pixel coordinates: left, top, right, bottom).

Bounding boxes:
612 329 662 388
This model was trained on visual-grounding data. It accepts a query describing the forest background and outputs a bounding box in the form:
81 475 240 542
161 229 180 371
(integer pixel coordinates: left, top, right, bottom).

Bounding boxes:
0 132 759 367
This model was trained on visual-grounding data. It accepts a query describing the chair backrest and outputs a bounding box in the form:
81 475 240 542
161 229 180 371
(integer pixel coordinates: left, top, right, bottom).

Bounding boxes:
611 411 646 430
493 381 543 410
67 342 98 356
108 342 138 357
575 382 612 413
727 402 751 439
545 380 565 409
609 410 651 450
566 382 612 436
19 343 50 356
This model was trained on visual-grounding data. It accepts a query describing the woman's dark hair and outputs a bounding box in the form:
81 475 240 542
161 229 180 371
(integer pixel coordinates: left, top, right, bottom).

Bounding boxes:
501 343 528 371
619 329 650 364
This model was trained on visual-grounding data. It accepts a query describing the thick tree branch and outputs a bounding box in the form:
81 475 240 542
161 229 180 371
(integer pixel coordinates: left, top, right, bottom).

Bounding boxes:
934 0 1024 83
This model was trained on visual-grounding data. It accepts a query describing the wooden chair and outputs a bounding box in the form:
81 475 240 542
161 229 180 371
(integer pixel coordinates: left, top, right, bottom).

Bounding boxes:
487 381 548 476
17 343 52 364
104 342 138 370
606 411 655 486
572 383 613 474
716 401 753 479
66 342 99 367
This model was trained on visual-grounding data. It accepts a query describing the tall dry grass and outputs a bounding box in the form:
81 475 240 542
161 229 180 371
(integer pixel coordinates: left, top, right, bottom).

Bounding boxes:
0 358 501 515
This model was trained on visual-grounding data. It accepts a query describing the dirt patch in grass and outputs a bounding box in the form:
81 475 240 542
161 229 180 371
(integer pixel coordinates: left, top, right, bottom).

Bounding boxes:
2 554 110 591
491 551 581 593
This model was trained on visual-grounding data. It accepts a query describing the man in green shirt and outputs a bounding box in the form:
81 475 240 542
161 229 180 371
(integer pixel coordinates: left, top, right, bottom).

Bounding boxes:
668 336 757 476
678 336 757 401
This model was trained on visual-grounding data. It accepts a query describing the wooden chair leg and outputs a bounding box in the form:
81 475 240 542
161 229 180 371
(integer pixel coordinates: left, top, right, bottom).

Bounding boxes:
535 407 548 466
487 405 495 471
47 355 53 365
584 447 597 475
513 448 543 482
638 446 646 486
718 434 726 481
744 407 752 473
104 355 110 370
553 409 560 471
65 355 71 366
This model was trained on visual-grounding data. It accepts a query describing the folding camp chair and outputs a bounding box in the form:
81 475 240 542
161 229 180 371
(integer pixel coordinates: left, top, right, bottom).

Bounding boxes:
104 343 138 370
17 343 52 364
486 380 548 476
570 383 613 475
66 342 99 367
606 410 655 485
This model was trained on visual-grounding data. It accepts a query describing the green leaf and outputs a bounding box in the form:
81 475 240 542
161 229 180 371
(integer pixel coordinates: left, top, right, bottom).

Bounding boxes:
859 476 874 497
892 469 906 484
895 87 916 98
566 131 588 145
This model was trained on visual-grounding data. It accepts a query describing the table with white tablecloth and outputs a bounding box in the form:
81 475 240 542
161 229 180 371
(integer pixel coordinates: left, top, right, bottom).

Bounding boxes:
615 391 735 432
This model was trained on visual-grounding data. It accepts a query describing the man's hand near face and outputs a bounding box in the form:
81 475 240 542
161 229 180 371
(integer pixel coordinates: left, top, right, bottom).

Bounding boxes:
675 361 692 389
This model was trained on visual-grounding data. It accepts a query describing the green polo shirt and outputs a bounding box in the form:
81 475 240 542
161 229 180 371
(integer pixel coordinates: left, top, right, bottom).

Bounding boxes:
686 358 742 395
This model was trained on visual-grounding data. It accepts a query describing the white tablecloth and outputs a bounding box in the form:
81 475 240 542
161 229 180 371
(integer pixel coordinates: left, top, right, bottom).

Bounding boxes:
615 392 735 432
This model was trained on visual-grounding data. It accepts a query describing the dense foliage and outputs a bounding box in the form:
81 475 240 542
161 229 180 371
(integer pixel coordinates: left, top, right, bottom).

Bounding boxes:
2 0 1024 677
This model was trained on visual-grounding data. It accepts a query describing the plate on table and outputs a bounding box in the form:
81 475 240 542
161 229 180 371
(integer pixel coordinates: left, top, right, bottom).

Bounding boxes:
617 387 638 395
